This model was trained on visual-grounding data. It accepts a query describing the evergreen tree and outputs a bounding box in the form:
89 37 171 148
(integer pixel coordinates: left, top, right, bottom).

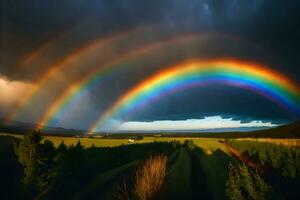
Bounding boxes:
253 170 270 199
226 163 244 200
239 164 257 199
14 130 55 192
282 155 296 178
58 140 86 175
57 141 67 153
75 140 84 150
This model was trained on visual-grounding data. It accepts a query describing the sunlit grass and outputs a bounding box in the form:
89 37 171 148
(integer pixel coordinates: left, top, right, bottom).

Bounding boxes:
133 155 167 200
3 132 298 154
236 138 300 147
46 136 227 153
0 133 227 152
0 133 23 139
153 137 228 153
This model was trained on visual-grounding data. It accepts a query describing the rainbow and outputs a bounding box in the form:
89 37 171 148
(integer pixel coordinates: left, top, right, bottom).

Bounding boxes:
89 59 300 132
8 27 149 123
38 33 229 127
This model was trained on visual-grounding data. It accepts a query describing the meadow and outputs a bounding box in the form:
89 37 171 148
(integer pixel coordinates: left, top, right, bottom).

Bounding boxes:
0 132 299 200
236 138 300 147
0 132 228 152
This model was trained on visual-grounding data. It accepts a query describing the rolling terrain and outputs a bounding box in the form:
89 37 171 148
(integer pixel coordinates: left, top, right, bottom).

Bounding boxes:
0 130 299 200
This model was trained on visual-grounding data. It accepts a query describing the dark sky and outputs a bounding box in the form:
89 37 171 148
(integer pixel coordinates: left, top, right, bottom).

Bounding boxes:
1 0 300 130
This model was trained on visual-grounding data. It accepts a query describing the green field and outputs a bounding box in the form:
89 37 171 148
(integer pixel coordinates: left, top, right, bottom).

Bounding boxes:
0 132 299 200
0 133 227 153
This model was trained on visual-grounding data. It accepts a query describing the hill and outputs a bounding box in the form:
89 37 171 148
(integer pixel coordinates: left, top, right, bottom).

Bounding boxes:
159 120 300 138
101 120 300 139
0 119 86 136
1 119 300 138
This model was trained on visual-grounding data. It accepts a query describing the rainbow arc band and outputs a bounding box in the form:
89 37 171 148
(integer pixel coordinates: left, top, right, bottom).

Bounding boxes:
37 33 232 127
89 59 300 132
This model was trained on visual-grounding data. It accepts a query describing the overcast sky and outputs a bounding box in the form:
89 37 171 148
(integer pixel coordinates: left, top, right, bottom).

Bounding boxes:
1 0 300 131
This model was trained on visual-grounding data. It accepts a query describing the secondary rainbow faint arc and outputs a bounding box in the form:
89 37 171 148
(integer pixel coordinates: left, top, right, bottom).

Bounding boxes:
7 27 144 123
37 33 222 127
89 59 300 132
18 17 95 69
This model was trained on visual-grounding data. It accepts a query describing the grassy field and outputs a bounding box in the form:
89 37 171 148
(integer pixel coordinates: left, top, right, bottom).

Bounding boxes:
1 133 300 199
0 132 227 153
0 133 23 139
236 138 300 146
2 132 299 153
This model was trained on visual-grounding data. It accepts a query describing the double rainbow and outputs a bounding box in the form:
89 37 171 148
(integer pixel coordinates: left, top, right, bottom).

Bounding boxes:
37 33 229 127
8 26 153 123
8 27 300 132
90 59 300 132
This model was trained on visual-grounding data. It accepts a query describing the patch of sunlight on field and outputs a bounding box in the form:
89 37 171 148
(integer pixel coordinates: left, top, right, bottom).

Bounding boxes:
236 138 300 147
150 137 228 154
0 133 23 139
193 138 228 154
45 136 154 147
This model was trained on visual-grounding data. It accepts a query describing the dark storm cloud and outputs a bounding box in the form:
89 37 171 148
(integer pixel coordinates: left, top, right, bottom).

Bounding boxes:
1 0 300 128
1 0 300 79
245 0 300 80
125 85 297 123
1 0 169 80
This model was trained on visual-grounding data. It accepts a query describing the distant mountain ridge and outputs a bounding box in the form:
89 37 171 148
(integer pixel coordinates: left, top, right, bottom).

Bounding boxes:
107 126 273 134
0 119 86 135
160 120 300 138
0 118 299 138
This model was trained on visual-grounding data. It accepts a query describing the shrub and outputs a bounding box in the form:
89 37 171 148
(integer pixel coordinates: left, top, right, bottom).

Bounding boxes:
225 163 271 200
226 139 300 177
133 155 167 200
226 163 243 200
57 141 67 153
13 130 55 192
183 139 195 150
137 136 144 140
172 140 181 149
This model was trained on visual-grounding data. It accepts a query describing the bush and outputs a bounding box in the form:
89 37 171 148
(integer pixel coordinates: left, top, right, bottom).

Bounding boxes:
226 163 271 200
226 139 300 177
183 139 195 150
136 136 144 140
226 164 243 200
134 155 167 200
172 141 181 149
13 130 56 194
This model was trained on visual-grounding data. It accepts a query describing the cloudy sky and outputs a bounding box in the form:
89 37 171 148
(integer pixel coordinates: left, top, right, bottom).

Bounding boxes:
1 0 300 131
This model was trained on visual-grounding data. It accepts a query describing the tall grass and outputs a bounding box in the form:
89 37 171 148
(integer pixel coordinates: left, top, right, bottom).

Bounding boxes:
133 155 167 200
236 138 300 147
225 139 300 177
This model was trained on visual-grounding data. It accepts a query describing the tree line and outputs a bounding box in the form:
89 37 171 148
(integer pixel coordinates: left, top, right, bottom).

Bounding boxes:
225 139 300 178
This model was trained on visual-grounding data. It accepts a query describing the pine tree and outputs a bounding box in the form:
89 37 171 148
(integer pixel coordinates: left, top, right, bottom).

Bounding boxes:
57 141 67 153
253 170 270 200
14 130 55 192
75 140 84 150
14 130 44 186
226 164 244 200
239 164 257 199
